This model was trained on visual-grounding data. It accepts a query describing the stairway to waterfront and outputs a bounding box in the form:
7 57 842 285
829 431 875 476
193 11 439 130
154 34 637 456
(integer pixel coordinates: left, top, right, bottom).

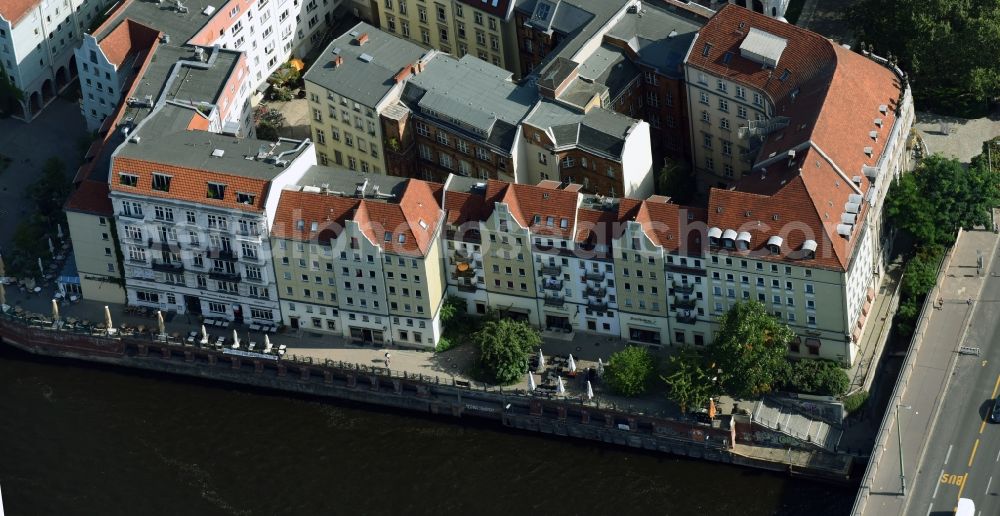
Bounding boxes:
752 397 843 452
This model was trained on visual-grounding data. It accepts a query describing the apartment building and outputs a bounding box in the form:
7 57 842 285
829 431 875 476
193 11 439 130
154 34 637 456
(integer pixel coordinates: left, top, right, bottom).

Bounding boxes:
303 23 432 173
0 0 114 120
383 53 537 183
270 168 446 349
521 100 652 198
373 0 520 77
67 41 253 303
74 0 342 130
685 5 914 364
107 102 315 321
440 175 489 314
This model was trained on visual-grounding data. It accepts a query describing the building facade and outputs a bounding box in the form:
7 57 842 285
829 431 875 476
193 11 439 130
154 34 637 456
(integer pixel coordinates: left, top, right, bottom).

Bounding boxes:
0 0 114 120
303 23 432 174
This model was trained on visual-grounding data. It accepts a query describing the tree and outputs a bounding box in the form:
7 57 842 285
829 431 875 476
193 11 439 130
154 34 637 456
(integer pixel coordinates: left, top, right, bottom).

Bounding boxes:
708 301 794 399
0 64 24 116
473 318 540 384
26 158 70 221
605 345 656 397
661 350 714 412
783 359 850 396
656 157 696 204
440 296 463 324
901 245 944 299
885 154 998 247
850 0 1000 116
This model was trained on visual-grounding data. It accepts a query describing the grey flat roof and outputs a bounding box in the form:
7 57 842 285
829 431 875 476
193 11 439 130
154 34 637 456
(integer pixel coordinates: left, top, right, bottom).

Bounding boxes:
95 0 223 44
445 173 490 194
117 104 309 180
523 0 629 77
606 3 704 77
559 44 638 109
524 100 634 158
303 22 429 108
295 165 411 200
403 54 537 151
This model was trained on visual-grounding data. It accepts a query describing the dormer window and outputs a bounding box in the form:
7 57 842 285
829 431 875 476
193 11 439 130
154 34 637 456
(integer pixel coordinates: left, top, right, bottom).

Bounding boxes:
152 173 171 192
722 229 737 249
207 182 226 199
384 231 391 242
708 227 722 247
802 239 817 260
296 220 305 230
533 214 541 224
546 216 554 227
119 173 138 187
398 234 406 244
559 218 568 229
236 192 256 204
767 235 783 255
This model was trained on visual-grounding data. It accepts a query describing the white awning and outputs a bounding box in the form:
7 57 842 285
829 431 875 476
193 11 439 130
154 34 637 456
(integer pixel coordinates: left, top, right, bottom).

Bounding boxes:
802 239 818 253
722 229 738 240
736 231 752 243
766 235 783 248
708 227 722 239
845 202 860 214
836 224 853 237
848 193 863 204
841 213 857 225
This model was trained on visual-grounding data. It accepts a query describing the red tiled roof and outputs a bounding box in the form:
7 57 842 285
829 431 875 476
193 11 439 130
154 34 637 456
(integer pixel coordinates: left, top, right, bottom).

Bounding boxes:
270 179 443 256
0 0 38 24
187 113 211 131
109 157 270 212
633 199 704 255
98 19 160 68
64 179 113 215
503 183 580 238
687 5 835 110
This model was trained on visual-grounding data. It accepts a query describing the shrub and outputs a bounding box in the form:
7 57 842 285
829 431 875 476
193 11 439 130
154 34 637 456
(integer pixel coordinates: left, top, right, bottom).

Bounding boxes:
784 359 850 396
843 391 870 414
605 346 656 397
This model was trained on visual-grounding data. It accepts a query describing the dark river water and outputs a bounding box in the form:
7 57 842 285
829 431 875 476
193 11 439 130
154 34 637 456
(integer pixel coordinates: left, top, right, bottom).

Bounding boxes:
0 345 855 515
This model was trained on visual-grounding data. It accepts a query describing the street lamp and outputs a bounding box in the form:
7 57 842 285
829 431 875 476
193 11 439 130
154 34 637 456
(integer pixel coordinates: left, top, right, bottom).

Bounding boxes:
896 402 912 496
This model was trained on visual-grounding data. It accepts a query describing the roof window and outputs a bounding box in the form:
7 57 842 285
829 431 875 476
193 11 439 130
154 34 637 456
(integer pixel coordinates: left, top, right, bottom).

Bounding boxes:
207 182 226 200
702 43 712 56
152 173 171 192
119 173 138 187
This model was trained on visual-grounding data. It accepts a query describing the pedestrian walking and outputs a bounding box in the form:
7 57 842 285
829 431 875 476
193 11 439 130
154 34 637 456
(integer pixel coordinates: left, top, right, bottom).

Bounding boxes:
384 351 391 368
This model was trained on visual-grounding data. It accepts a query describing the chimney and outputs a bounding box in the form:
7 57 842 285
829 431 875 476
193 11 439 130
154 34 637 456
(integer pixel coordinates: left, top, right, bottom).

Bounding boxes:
334 55 344 67
356 32 369 46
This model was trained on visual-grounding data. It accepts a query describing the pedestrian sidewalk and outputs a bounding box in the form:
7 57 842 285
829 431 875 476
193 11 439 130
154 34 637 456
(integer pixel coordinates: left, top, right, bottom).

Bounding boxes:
857 224 1000 515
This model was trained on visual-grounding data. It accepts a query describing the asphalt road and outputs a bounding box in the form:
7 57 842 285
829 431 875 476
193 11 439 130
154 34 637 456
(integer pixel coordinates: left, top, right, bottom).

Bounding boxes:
906 253 1000 516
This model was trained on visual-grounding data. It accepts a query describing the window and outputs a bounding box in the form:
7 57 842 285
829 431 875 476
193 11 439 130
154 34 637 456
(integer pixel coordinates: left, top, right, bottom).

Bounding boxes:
699 91 709 105
753 92 763 106
736 86 746 99
152 174 171 191
737 106 747 119
207 183 226 199
718 98 728 112
716 79 727 93
119 173 138 187
208 302 226 314
720 118 730 130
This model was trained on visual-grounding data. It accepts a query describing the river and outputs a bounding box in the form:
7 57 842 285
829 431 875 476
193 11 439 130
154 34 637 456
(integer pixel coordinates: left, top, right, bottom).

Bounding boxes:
0 345 854 515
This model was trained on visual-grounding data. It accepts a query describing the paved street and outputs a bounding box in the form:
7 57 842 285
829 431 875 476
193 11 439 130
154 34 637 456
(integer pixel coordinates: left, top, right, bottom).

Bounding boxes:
860 226 1000 516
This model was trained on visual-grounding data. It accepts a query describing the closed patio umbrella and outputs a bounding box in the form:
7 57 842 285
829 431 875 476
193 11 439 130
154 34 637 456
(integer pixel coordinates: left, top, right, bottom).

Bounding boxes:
38 257 44 275
200 325 209 345
556 376 565 396
597 358 605 378
157 310 165 335
51 299 59 322
264 334 273 353
48 238 55 255
568 354 577 373
527 372 536 392
57 223 64 239
232 329 240 348
586 380 594 400
104 305 113 329
537 349 546 372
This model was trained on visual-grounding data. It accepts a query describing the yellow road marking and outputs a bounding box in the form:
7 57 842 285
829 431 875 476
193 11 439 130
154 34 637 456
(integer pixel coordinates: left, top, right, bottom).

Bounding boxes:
981 420 987 434
957 473 969 502
992 374 1000 398
941 472 965 485
969 439 980 467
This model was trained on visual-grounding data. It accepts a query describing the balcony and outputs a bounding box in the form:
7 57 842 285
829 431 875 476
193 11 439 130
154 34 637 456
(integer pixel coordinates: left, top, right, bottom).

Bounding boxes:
151 260 184 273
673 296 697 310
453 261 477 278
209 270 241 282
147 238 178 251
584 271 605 282
540 264 562 276
119 210 144 220
585 285 606 297
457 282 478 293
543 295 565 307
239 253 263 264
588 299 608 311
676 314 698 325
214 249 237 261
235 229 265 241
674 283 695 295
541 278 563 291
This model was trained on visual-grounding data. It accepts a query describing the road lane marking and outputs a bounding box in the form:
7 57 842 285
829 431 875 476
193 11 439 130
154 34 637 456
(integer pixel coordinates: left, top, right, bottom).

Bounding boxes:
987 475 993 495
942 472 965 486
996 448 1000 462
992 373 1000 398
933 469 944 498
925 504 933 516
957 473 969 502
981 420 987 434
969 439 980 467
946 444 954 464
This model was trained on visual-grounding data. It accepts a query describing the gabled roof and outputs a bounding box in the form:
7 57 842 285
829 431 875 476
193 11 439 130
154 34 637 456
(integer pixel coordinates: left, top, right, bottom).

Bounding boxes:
633 198 704 255
501 182 580 238
98 19 161 68
270 179 443 256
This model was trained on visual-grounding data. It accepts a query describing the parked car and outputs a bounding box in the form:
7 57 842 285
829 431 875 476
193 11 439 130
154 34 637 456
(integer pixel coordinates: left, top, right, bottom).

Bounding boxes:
991 397 1000 423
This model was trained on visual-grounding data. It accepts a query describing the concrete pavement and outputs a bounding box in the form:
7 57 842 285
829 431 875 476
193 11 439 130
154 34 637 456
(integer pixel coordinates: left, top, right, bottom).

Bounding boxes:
856 225 1000 515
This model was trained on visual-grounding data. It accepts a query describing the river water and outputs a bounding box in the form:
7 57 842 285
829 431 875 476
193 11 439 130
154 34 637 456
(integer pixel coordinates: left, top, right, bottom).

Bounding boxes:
0 346 854 515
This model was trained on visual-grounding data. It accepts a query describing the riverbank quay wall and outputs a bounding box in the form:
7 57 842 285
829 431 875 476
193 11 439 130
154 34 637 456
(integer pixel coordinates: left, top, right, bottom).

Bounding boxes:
0 316 851 480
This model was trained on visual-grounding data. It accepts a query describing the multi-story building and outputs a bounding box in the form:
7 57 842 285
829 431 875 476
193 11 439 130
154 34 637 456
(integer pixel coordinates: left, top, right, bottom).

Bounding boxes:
384 53 537 183
303 23 433 173
0 0 114 120
685 5 914 364
270 167 446 349
75 0 342 130
107 102 315 321
67 39 253 303
373 0 521 77
521 100 653 198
